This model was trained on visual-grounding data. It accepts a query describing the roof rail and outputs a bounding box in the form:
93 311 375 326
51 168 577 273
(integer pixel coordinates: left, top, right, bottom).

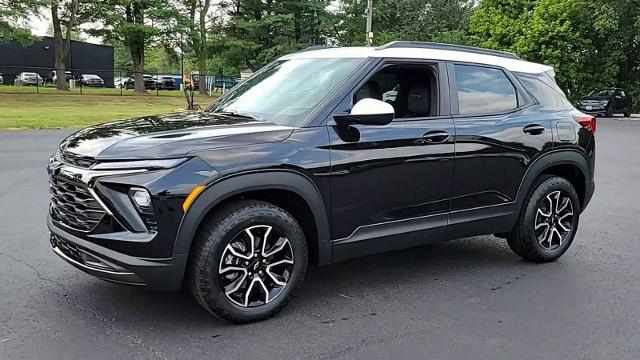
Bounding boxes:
297 45 334 53
377 41 522 60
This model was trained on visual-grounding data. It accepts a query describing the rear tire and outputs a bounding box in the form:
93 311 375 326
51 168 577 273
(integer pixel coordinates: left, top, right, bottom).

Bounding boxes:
624 108 631 118
506 175 580 263
188 200 308 323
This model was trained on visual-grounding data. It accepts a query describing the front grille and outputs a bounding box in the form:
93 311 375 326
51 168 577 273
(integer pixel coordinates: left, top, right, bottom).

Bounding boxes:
49 175 105 232
62 153 97 168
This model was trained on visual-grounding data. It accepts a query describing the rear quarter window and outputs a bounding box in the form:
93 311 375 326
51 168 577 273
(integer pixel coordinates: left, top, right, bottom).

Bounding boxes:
517 75 573 111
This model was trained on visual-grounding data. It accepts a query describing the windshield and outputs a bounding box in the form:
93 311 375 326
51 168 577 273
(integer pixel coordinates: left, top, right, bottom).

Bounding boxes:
590 89 615 97
207 58 364 126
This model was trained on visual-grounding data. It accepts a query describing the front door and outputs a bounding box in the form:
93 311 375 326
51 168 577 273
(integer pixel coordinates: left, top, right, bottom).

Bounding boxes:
328 61 455 255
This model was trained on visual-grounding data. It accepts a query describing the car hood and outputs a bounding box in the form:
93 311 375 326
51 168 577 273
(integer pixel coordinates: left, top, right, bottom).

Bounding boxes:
59 112 295 160
581 95 611 102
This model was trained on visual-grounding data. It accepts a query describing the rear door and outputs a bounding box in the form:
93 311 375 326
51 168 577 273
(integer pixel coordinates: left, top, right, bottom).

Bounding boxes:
447 63 554 225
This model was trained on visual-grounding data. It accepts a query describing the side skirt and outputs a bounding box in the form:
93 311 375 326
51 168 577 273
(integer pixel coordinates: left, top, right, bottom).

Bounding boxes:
331 204 518 263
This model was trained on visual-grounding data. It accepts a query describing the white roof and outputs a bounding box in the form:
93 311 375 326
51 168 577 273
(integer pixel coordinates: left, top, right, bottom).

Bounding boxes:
281 46 553 75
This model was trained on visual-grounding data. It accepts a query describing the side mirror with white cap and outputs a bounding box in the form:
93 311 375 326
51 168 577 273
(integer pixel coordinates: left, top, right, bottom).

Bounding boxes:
334 98 395 126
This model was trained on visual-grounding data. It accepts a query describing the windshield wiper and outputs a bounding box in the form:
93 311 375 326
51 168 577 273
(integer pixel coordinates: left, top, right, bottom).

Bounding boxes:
214 111 263 121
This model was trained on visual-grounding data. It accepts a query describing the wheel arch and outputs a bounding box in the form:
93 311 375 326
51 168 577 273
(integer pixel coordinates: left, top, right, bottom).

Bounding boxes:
517 150 591 210
173 170 332 266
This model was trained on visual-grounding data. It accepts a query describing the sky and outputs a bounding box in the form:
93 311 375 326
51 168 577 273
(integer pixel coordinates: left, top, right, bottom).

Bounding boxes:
30 9 102 44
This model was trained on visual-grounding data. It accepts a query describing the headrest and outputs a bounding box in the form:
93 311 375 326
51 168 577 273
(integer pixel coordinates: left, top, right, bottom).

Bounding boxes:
355 81 382 102
407 84 431 116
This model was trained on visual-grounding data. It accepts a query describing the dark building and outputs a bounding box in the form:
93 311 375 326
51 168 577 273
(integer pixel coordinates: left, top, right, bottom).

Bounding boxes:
0 37 114 87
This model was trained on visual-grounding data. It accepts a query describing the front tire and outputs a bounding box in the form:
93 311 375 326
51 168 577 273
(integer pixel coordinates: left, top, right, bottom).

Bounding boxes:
606 105 614 117
507 176 580 263
189 200 308 323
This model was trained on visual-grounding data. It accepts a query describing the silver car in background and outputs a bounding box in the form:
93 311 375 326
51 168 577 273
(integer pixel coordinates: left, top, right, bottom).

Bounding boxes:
14 72 44 86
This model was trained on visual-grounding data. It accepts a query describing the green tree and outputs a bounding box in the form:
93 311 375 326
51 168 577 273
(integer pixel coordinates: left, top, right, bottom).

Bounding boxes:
180 0 213 94
212 0 335 72
336 0 473 46
0 0 42 44
468 0 640 108
84 0 180 93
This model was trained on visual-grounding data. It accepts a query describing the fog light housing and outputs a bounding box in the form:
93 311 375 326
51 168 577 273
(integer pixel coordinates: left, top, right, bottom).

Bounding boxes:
130 188 151 206
129 187 153 213
128 187 157 231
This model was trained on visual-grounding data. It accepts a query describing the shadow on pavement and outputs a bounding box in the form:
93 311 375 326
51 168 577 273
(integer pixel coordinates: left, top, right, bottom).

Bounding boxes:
66 235 531 329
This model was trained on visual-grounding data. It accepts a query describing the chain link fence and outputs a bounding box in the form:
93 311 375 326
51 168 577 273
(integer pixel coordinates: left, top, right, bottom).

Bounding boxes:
0 65 240 96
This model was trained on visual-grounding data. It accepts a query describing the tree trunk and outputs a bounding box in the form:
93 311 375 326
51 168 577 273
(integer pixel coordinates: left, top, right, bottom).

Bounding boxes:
198 0 211 95
131 47 145 93
129 2 146 93
51 1 68 91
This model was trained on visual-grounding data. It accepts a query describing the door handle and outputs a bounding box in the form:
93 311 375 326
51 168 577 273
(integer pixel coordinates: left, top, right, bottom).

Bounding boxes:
523 124 545 135
422 130 450 143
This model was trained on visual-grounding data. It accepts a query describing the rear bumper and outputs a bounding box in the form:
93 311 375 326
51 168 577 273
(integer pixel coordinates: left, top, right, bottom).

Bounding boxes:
48 217 187 290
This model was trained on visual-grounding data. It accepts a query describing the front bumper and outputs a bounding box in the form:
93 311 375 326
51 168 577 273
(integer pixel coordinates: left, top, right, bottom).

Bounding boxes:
577 104 609 116
581 110 608 117
48 216 187 290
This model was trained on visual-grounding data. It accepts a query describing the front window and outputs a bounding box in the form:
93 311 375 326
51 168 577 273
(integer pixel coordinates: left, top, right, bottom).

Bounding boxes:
590 89 615 97
207 58 364 126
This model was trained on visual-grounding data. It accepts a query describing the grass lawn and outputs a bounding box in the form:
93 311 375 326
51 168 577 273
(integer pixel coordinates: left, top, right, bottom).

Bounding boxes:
0 86 217 130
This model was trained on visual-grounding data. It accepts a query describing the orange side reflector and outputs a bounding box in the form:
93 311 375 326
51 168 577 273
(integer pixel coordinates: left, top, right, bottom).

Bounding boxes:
182 185 205 212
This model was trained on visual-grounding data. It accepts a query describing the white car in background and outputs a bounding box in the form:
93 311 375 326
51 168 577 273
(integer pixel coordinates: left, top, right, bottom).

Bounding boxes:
14 72 44 86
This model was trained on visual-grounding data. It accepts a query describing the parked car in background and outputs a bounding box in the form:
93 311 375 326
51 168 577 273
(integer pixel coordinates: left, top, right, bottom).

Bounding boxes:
14 72 44 86
577 88 631 117
121 74 156 90
0 73 3 84
76 74 105 87
153 75 177 90
47 42 595 323
46 70 73 84
114 77 125 88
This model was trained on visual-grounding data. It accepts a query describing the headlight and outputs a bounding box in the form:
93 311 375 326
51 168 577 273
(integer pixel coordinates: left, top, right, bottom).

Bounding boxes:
92 158 186 170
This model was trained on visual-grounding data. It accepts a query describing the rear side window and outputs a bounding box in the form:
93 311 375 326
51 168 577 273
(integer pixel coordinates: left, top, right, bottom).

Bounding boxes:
454 64 518 115
517 75 573 110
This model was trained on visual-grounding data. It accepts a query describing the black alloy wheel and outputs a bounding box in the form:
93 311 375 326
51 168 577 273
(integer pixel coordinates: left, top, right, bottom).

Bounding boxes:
189 200 307 323
507 175 580 263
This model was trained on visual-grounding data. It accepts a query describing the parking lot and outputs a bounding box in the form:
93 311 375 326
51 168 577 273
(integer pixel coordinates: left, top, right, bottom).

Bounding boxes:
1 117 639 359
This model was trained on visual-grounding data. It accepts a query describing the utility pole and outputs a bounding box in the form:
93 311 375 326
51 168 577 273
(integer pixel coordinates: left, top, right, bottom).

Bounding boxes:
365 0 373 46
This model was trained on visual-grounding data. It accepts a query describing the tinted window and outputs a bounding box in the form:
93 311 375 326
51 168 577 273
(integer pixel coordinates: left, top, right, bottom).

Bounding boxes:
517 75 573 110
454 65 517 115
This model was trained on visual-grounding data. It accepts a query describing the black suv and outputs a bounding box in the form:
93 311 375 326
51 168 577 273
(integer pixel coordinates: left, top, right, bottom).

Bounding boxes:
47 42 595 323
577 88 632 117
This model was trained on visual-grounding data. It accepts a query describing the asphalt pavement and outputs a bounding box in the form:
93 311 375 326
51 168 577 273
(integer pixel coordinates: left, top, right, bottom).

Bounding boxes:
1 117 639 360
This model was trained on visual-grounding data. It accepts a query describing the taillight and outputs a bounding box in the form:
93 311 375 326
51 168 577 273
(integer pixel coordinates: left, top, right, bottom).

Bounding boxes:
573 113 596 134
